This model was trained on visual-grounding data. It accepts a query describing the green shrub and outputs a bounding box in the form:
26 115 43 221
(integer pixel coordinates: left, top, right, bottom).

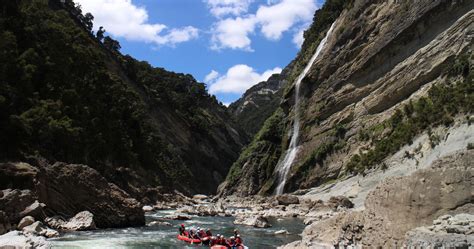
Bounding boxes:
346 54 473 174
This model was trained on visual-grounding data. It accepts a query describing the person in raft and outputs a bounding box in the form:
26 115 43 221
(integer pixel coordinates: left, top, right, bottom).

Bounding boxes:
209 236 218 246
188 227 196 239
217 235 227 245
235 234 243 246
228 236 236 248
179 224 186 236
198 228 207 238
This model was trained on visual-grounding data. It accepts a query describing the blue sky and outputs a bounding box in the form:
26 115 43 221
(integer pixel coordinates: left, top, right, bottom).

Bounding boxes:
76 0 322 105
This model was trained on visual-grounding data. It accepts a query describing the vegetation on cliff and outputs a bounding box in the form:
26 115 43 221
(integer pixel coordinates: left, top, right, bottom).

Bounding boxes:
347 54 473 173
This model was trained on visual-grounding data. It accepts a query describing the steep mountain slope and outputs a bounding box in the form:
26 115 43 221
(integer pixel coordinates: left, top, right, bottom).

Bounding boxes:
0 0 247 200
228 73 284 137
221 0 473 196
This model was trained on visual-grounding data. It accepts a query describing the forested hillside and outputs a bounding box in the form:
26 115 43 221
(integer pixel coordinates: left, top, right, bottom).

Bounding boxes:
0 0 247 198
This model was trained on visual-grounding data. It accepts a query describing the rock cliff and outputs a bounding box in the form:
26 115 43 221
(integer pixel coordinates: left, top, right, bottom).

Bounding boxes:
222 0 474 196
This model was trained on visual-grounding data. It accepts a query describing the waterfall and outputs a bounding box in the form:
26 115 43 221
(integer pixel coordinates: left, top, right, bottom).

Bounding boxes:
274 23 336 195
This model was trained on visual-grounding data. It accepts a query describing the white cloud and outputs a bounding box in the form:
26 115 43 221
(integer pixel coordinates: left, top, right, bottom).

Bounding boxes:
75 0 199 46
211 16 257 51
292 28 305 48
206 65 282 94
208 0 318 51
256 0 316 40
292 22 312 48
204 70 220 82
204 0 253 17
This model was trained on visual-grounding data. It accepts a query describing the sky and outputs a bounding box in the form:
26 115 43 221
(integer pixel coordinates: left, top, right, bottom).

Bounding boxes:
75 0 323 105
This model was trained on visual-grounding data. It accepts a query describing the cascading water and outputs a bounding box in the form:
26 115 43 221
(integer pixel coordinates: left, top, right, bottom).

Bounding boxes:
274 23 336 195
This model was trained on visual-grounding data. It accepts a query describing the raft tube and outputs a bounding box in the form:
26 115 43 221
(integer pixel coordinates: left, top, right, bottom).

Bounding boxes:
211 245 247 249
177 234 201 244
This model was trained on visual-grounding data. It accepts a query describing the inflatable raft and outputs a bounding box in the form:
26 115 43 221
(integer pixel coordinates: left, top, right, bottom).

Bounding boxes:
177 234 201 244
211 245 248 249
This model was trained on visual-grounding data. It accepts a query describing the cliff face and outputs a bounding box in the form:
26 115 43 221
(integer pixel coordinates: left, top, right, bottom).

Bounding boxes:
0 0 247 199
222 0 473 196
228 73 284 137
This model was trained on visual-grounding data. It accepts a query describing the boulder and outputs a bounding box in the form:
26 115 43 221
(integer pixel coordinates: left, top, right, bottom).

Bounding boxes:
44 216 66 230
0 189 37 224
0 211 13 235
234 215 272 228
33 160 145 228
45 211 96 231
405 214 474 247
163 213 191 220
42 228 59 238
193 194 209 200
18 216 35 230
276 195 300 205
21 221 57 238
0 160 146 229
147 221 172 227
61 211 96 231
327 196 354 210
0 231 47 249
22 221 45 235
142 205 154 212
19 201 46 221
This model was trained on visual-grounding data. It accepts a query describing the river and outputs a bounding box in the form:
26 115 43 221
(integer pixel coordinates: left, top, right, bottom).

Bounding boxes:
48 210 305 248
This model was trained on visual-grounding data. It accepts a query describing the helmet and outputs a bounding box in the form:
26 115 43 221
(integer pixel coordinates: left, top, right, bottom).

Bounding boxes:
181 224 184 227
230 236 235 239
220 235 224 238
236 234 240 237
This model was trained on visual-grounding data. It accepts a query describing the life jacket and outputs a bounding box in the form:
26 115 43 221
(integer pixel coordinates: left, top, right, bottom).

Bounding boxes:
235 237 242 245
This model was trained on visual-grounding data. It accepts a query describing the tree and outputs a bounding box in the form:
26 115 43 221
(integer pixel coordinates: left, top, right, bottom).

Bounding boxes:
103 36 121 52
83 13 94 33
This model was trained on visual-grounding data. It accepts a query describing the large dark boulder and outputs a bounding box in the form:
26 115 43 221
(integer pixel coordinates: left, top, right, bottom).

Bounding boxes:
34 161 145 228
327 196 354 210
276 195 300 205
0 189 43 223
0 160 145 229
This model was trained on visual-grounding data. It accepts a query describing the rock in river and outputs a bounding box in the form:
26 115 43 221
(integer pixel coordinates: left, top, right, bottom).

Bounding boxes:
276 195 300 206
234 215 272 228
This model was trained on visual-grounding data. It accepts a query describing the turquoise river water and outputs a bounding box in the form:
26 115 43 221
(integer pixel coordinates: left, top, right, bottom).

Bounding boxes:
48 210 305 248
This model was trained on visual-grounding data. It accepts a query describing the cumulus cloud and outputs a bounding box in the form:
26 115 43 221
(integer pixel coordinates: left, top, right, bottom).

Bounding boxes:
208 0 317 51
75 0 199 46
292 22 312 48
211 16 257 51
204 0 253 17
204 70 220 82
256 0 316 40
292 28 305 48
206 65 282 94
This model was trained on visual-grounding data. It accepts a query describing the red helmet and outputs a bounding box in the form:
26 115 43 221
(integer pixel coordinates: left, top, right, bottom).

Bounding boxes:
181 224 185 227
